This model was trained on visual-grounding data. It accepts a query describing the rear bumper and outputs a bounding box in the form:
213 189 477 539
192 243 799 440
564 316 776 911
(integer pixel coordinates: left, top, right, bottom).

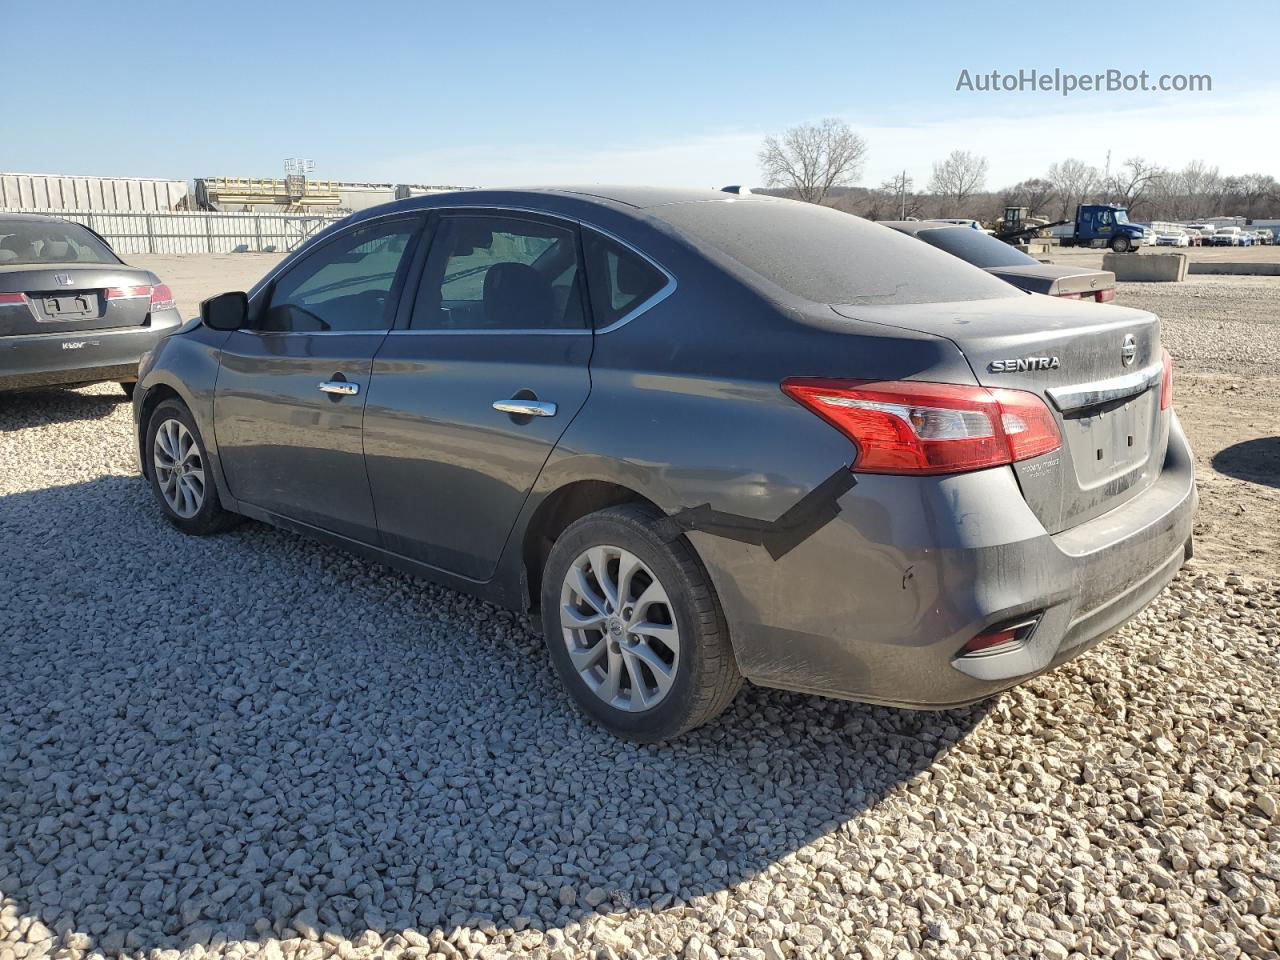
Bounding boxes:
691 415 1197 709
0 308 183 392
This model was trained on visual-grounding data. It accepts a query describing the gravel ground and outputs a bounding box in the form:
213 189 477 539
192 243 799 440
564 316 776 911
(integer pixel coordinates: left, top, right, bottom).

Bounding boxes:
2 275 1278 960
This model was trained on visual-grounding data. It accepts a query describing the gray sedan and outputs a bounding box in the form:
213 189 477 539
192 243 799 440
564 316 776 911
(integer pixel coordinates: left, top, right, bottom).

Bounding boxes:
0 214 182 395
133 188 1196 741
881 219 1118 302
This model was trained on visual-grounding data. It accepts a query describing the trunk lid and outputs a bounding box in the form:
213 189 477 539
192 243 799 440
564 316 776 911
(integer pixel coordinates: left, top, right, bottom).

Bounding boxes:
831 295 1167 534
0 264 156 337
986 263 1116 300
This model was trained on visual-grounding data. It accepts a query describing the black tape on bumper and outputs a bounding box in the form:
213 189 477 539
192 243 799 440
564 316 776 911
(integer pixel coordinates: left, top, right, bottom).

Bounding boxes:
661 468 857 560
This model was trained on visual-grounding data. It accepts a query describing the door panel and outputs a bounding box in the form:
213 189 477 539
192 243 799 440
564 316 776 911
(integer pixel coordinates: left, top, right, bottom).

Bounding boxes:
214 332 386 541
362 210 593 581
212 215 423 542
363 333 592 578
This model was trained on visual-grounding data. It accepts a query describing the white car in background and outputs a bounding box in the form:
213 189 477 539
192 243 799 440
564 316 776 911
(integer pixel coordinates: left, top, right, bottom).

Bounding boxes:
1154 230 1190 247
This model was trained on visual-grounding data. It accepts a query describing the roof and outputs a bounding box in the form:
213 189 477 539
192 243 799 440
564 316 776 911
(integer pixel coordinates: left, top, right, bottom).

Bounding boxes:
0 212 71 223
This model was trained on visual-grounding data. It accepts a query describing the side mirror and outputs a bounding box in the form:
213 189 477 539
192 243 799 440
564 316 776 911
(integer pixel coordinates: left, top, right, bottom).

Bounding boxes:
201 291 249 331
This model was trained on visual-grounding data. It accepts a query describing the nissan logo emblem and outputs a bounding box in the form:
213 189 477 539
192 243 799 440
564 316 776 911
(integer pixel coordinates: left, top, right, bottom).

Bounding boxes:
1121 334 1137 367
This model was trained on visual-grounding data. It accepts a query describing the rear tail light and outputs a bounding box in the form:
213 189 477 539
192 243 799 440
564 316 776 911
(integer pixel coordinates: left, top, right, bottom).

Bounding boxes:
1096 288 1116 303
149 283 176 312
105 283 175 313
959 617 1040 657
781 379 1062 476
0 292 25 305
1160 348 1173 410
105 284 152 300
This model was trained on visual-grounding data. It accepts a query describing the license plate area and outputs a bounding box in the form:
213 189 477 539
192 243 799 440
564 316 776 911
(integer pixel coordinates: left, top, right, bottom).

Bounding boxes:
37 291 102 321
1062 390 1155 490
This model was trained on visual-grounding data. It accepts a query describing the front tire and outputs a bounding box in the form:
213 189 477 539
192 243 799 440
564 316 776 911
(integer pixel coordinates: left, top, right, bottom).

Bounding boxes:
145 399 241 536
540 504 741 742
1111 235 1132 254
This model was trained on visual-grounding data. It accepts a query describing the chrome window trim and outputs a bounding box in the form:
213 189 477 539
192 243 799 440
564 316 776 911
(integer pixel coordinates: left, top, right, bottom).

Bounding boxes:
1045 359 1163 412
395 206 677 338
245 204 679 338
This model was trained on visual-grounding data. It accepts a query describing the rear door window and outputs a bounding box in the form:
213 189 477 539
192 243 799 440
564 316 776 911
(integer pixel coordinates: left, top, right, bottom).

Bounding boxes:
410 214 587 330
582 230 669 327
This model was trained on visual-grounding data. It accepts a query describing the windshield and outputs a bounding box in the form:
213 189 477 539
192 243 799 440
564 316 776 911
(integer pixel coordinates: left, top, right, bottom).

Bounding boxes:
1113 210 1130 225
0 220 120 266
914 226 1039 269
651 199 1019 305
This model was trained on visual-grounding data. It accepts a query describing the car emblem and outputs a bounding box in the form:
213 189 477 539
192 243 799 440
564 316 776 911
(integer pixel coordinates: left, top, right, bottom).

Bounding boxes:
54 273 74 286
988 356 1060 373
1121 334 1137 367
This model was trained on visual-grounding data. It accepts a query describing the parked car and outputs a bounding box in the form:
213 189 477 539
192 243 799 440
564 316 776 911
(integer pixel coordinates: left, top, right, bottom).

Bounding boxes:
1183 224 1214 246
1154 230 1190 247
881 220 1117 301
1211 227 1241 246
133 188 1195 741
1253 230 1272 246
0 213 181 395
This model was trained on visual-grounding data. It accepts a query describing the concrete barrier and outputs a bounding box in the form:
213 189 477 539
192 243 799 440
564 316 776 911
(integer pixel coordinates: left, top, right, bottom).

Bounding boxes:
1103 252 1188 282
1188 262 1280 276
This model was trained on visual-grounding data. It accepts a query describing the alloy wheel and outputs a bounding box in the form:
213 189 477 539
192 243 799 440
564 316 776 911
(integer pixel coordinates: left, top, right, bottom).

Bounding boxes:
559 545 681 712
153 418 206 519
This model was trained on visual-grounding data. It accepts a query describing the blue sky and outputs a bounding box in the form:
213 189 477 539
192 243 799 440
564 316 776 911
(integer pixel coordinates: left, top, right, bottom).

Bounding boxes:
5 0 1277 189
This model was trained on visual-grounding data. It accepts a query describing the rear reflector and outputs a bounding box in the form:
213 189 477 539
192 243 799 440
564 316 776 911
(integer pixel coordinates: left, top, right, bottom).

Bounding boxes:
1160 348 1173 410
781 379 1062 476
960 617 1040 657
0 292 25 305
1096 288 1117 303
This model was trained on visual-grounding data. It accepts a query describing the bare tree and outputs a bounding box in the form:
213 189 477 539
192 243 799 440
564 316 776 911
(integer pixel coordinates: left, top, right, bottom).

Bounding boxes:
1223 173 1280 218
1105 157 1165 217
1046 158 1101 219
758 118 868 205
1001 178 1057 218
1174 160 1222 220
927 150 989 215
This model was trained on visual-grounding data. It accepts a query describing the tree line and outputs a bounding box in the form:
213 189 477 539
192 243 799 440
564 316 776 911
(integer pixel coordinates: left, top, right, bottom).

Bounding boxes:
758 119 1280 223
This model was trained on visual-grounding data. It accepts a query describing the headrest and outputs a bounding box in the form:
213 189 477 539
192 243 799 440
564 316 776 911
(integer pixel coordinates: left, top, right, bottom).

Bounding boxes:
482 262 554 329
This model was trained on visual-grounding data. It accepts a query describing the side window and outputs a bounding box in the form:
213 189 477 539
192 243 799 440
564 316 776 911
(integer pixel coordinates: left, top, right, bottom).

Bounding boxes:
260 218 419 332
582 230 669 328
410 215 587 330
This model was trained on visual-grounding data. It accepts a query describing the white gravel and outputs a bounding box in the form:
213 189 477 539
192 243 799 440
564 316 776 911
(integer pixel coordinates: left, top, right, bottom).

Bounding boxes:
2 377 1278 960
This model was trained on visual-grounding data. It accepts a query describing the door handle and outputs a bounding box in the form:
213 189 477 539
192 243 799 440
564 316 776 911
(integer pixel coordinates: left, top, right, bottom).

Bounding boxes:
492 399 557 417
319 380 359 396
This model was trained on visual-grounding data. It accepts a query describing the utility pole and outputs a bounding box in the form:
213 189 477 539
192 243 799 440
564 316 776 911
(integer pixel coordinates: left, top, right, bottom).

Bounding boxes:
899 169 907 219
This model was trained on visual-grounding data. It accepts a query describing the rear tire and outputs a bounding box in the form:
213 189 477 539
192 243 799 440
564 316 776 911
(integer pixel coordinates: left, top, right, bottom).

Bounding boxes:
145 399 241 536
540 504 741 742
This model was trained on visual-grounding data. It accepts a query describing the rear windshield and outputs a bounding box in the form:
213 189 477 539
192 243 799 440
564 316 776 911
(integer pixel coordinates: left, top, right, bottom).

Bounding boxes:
651 199 1020 305
915 226 1040 269
0 220 120 266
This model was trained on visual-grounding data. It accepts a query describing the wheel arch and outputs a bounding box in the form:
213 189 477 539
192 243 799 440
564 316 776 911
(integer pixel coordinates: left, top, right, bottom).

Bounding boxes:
520 479 664 613
136 382 184 479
